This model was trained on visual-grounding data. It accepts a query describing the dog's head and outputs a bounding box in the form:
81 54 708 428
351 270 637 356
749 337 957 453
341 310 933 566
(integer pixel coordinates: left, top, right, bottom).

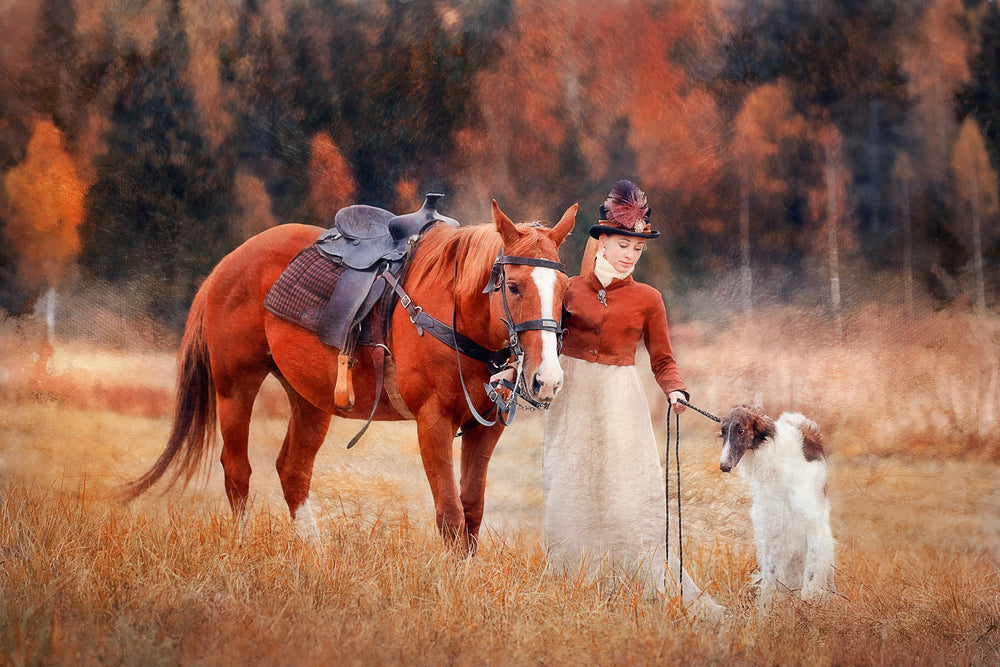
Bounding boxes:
719 405 775 472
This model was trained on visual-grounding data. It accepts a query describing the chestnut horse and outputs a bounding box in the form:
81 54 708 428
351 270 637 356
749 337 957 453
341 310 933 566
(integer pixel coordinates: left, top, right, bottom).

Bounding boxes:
125 201 577 553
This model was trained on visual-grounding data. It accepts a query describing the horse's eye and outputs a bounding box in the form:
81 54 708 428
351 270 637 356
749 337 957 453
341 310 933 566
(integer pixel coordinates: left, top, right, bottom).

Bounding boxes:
507 282 520 295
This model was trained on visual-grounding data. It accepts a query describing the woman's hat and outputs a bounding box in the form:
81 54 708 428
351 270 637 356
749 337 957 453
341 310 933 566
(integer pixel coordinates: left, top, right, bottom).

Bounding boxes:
588 179 659 239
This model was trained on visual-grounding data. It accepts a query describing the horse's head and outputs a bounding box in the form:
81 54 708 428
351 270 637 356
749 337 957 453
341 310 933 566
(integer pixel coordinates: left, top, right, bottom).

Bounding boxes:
488 200 577 405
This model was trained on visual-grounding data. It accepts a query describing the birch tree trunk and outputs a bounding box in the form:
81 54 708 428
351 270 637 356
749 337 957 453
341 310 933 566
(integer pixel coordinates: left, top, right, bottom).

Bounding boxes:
826 145 843 340
740 178 752 314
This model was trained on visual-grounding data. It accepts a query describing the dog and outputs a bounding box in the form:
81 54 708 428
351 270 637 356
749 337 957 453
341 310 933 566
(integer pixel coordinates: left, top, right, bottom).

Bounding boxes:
719 405 835 603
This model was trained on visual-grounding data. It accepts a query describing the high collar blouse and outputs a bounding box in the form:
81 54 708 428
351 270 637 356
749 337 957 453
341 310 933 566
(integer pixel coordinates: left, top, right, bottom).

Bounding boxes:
559 272 688 399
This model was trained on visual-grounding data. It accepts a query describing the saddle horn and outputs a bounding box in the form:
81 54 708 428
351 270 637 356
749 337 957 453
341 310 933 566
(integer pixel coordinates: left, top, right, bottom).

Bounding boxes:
388 193 459 243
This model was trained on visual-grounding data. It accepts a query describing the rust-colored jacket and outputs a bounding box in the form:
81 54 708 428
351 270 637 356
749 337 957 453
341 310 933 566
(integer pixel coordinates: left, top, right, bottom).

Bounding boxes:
560 273 688 399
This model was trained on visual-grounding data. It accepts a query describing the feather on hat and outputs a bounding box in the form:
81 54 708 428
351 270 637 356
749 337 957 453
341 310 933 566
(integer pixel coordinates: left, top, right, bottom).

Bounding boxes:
588 179 659 239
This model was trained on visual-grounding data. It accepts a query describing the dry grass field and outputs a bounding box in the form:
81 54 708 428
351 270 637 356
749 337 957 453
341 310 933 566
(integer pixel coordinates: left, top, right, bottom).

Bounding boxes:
1 306 998 665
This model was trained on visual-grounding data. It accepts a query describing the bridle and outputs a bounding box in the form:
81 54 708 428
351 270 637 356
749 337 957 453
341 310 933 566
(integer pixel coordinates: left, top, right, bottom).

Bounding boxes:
469 252 566 426
383 250 566 428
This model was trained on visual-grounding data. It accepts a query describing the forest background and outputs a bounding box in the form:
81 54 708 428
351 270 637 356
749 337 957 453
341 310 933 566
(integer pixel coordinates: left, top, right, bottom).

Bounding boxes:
1 0 999 332
2 1 999 663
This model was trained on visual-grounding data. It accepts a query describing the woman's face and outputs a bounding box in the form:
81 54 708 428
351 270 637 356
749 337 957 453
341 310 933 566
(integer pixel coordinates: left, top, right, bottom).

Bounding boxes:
600 234 645 274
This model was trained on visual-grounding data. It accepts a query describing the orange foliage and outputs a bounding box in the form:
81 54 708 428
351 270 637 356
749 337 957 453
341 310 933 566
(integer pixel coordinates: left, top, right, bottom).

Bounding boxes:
810 120 854 254
233 172 279 240
308 132 356 226
901 0 972 182
2 118 86 289
394 178 420 214
463 0 728 211
590 0 726 195
732 80 805 194
951 117 1000 230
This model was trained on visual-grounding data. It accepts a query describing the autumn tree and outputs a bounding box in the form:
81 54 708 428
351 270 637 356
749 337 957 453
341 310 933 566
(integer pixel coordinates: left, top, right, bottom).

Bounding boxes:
813 121 851 338
461 0 727 277
950 118 999 315
718 0 909 253
901 0 971 186
731 80 807 312
2 118 85 294
308 132 357 227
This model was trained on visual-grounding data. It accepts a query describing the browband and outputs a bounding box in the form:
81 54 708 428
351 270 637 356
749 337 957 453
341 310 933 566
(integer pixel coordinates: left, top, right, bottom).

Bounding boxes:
483 254 565 294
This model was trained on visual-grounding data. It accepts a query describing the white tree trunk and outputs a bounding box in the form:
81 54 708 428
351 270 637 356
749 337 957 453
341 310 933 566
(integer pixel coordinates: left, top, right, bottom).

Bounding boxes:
826 150 843 339
740 179 752 313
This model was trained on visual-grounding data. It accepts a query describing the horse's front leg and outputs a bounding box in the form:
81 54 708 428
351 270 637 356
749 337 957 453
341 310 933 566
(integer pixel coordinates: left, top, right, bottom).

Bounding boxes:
415 409 466 549
459 423 505 555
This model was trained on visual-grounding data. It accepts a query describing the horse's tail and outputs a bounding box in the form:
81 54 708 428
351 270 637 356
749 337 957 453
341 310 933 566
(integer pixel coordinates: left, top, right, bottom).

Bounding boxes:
121 283 217 503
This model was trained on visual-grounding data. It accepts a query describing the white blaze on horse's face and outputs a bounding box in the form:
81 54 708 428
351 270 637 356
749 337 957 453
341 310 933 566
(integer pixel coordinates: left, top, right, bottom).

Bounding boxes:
531 265 563 402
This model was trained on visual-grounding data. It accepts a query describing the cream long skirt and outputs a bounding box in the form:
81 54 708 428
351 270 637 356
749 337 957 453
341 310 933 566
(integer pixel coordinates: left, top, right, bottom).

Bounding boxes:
543 355 710 602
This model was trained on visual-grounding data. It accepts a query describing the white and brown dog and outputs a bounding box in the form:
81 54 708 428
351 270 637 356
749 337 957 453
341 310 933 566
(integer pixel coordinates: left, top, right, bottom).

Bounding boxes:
719 405 835 603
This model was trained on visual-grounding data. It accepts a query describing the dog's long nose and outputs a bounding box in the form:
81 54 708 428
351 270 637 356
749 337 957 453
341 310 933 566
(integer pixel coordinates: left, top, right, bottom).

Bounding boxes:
720 442 736 472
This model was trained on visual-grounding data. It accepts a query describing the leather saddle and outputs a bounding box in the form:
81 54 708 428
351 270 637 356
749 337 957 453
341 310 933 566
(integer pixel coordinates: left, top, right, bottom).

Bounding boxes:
312 193 459 353
316 193 459 270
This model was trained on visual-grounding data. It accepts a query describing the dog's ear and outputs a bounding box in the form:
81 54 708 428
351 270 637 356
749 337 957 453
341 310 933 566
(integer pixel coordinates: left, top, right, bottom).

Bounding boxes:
751 407 775 444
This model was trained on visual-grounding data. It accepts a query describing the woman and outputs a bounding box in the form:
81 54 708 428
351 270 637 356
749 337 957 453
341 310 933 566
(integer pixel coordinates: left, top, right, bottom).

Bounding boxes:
542 180 718 611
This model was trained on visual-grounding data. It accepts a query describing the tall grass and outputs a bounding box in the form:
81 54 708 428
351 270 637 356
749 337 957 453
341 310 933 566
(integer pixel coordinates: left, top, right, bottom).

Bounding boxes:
1 473 997 665
1 305 998 664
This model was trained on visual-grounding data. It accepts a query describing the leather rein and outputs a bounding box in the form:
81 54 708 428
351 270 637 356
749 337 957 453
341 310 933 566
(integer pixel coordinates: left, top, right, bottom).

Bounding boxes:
383 252 566 428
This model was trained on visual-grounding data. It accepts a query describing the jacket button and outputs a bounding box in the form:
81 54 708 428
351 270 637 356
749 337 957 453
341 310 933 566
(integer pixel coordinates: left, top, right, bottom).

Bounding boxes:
594 328 601 335
590 349 598 356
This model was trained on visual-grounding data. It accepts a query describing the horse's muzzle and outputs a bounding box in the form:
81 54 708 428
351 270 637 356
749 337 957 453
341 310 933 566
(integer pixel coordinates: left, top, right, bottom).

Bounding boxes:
530 371 562 404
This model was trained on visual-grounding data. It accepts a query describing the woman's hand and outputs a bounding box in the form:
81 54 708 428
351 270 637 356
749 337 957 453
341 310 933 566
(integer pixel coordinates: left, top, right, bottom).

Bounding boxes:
668 391 687 414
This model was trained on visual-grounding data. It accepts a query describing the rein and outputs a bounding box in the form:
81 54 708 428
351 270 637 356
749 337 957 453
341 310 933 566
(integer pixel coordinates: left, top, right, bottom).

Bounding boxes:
665 397 720 610
666 407 683 609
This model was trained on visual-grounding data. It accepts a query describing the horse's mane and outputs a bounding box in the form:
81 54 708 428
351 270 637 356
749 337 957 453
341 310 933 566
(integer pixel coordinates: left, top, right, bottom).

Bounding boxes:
409 222 556 301
405 224 497 300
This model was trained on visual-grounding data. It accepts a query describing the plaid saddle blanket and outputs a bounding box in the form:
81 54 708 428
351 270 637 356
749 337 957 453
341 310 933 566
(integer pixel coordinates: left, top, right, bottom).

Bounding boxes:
264 245 346 333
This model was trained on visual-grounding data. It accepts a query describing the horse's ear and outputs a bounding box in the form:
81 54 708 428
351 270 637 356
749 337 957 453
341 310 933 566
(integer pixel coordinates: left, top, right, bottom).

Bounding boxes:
549 203 577 247
492 200 520 246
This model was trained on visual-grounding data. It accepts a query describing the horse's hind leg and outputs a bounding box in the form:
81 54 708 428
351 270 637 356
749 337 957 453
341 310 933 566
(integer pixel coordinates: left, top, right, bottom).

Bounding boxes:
216 367 269 518
274 382 332 541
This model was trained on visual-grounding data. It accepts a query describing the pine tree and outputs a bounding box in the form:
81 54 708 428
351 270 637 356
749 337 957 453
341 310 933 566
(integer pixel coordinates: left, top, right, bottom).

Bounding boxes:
80 0 234 329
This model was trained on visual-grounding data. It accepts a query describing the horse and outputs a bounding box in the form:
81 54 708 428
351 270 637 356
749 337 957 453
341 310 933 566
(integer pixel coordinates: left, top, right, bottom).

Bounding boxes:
124 200 577 554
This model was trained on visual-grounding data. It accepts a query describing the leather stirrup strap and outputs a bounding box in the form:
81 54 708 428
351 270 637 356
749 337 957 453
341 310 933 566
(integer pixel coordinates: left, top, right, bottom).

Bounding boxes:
346 345 387 449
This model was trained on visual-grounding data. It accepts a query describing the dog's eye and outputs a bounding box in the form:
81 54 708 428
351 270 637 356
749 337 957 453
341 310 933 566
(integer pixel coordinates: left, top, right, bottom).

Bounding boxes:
738 427 745 436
